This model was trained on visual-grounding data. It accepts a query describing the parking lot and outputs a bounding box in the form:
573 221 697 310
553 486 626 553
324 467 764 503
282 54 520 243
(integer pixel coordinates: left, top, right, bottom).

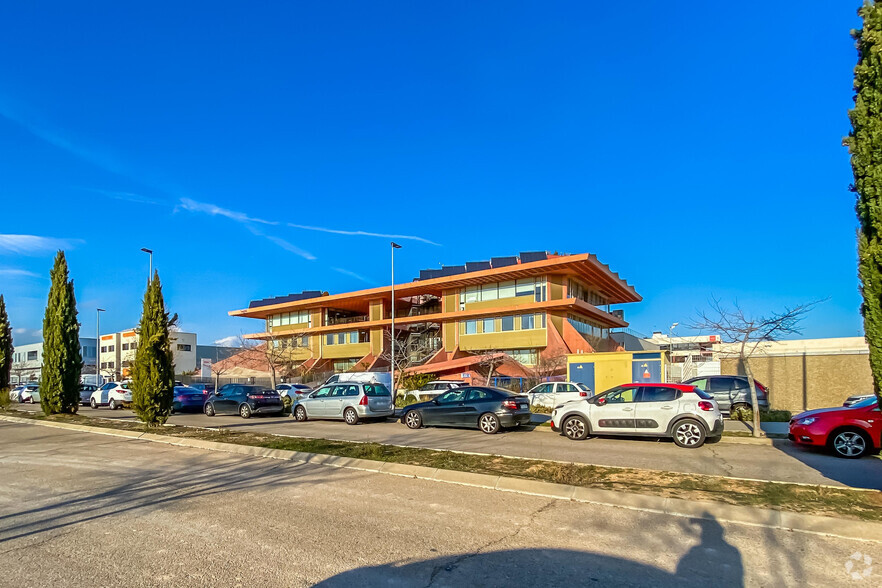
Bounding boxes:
13 403 882 490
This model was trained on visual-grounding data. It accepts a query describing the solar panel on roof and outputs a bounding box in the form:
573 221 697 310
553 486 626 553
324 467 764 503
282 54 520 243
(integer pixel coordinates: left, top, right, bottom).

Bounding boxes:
490 256 518 268
248 290 324 309
519 251 548 263
440 265 466 277
465 261 491 272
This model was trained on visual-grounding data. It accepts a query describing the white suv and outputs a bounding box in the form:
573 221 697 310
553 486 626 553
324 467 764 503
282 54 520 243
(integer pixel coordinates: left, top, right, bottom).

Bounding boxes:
90 381 133 410
550 383 723 448
526 381 591 408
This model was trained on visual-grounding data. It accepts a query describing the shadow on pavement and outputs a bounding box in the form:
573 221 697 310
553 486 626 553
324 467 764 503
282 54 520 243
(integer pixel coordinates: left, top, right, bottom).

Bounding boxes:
773 440 882 490
315 514 743 588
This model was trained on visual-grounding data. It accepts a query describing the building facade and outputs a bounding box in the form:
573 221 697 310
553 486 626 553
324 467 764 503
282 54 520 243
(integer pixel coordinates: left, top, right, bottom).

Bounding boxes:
10 337 97 384
98 330 198 380
229 252 640 381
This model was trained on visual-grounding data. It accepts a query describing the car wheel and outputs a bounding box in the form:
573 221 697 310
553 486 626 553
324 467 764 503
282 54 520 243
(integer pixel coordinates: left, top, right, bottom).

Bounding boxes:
563 415 589 440
294 405 308 422
673 419 707 448
730 402 751 415
204 403 215 417
109 399 117 410
829 429 871 459
90 398 97 409
478 412 500 434
344 407 359 425
404 410 422 429
239 404 252 419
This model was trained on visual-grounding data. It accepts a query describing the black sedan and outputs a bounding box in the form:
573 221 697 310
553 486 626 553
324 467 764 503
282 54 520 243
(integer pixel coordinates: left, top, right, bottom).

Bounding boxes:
203 384 284 418
400 386 531 434
171 386 207 413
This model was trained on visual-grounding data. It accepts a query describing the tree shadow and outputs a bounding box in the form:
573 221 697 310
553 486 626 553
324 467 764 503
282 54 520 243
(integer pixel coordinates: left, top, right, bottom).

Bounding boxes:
315 514 743 587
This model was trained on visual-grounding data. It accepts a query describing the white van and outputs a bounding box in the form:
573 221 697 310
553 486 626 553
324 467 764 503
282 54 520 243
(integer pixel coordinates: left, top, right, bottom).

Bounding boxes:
322 372 393 391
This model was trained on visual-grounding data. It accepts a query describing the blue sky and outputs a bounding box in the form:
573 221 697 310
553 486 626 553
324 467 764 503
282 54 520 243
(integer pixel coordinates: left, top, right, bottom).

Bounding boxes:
0 1 867 346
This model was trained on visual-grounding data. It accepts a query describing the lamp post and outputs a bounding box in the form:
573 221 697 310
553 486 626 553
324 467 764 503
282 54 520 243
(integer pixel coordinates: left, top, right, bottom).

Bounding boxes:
140 248 153 283
668 322 679 381
390 242 402 390
97 308 105 385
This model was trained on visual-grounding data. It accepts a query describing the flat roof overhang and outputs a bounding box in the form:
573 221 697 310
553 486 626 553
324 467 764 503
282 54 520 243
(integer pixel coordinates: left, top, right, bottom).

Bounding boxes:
241 298 628 340
230 253 641 319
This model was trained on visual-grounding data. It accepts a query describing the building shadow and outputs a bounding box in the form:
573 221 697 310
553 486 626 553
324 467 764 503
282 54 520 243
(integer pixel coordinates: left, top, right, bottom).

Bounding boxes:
315 515 743 588
771 439 882 490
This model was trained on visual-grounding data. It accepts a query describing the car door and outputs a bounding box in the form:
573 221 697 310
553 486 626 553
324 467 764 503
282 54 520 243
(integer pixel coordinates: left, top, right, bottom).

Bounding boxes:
556 383 581 404
462 388 496 426
529 383 553 407
587 386 638 434
214 385 240 414
305 385 333 416
634 386 682 434
326 384 356 417
707 378 733 412
423 389 467 425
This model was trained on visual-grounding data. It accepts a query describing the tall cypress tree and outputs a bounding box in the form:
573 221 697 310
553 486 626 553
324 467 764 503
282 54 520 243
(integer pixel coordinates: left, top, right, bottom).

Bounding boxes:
39 252 83 414
0 295 13 395
131 271 176 425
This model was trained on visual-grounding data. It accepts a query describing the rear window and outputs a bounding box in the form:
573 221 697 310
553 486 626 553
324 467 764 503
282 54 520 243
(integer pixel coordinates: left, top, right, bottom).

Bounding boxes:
175 387 199 393
364 383 391 397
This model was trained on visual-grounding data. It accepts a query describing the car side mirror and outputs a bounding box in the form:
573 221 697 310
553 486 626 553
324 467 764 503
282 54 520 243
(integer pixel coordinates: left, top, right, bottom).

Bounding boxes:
432 398 440 405
309 392 317 398
596 397 607 406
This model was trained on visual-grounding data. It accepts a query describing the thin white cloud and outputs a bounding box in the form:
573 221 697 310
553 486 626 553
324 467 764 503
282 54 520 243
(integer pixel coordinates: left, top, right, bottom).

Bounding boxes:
0 234 80 255
0 268 41 278
81 187 164 206
214 335 240 347
264 235 317 261
288 223 440 246
179 197 277 226
332 267 372 284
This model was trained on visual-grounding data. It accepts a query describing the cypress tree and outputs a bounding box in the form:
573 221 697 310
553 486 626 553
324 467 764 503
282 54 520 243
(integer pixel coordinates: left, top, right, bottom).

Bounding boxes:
0 295 13 395
131 271 176 425
39 252 83 414
847 1 882 403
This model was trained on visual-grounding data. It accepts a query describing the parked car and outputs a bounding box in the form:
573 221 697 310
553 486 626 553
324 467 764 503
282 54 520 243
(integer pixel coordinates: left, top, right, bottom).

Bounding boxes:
526 381 592 408
90 381 133 410
16 383 39 403
682 375 770 413
400 387 531 434
78 384 98 405
9 384 31 403
204 384 284 418
412 380 464 396
789 396 880 458
188 382 216 396
322 372 393 391
276 383 312 398
843 393 874 407
171 386 207 413
292 382 394 425
550 383 724 448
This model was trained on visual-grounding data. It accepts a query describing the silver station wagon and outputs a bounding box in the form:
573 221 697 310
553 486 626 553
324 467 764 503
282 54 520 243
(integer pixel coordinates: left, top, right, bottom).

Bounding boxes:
292 381 394 425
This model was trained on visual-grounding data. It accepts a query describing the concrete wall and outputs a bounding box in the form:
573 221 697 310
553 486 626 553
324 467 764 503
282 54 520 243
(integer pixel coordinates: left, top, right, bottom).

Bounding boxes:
720 352 873 412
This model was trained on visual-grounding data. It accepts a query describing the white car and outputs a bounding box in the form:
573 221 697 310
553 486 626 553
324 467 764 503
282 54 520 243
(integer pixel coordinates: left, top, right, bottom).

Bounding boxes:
276 383 312 398
11 384 39 403
550 383 724 448
90 381 133 410
412 380 464 396
526 381 591 408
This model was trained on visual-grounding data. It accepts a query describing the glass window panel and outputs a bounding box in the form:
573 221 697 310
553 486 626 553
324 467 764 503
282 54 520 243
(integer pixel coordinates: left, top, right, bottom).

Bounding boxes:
465 320 477 334
515 279 533 296
521 315 534 330
465 286 479 303
501 316 514 331
481 283 498 301
498 280 515 298
326 334 334 345
482 318 495 333
349 331 358 344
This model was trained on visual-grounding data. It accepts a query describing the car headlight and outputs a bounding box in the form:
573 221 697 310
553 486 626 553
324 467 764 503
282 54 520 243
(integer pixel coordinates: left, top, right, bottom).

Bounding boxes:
797 417 816 425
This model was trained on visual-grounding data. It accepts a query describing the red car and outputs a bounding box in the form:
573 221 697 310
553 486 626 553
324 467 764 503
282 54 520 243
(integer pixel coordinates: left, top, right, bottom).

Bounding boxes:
789 396 881 458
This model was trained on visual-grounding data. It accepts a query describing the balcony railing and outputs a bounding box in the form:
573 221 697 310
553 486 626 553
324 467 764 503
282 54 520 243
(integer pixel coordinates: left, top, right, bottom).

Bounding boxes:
326 315 369 326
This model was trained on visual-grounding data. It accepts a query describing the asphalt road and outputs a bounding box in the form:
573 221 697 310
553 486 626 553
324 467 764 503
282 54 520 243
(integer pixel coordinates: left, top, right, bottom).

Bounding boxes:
1 421 878 587
16 403 882 490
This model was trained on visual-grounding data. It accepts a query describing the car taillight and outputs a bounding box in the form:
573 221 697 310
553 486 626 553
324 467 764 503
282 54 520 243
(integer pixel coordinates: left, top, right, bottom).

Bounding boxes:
579 392 588 397
359 395 369 406
698 401 714 411
502 399 518 410
247 394 261 399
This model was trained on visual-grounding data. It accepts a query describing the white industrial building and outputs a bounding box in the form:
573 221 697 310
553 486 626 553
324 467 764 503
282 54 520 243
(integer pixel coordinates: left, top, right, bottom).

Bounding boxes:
10 337 98 385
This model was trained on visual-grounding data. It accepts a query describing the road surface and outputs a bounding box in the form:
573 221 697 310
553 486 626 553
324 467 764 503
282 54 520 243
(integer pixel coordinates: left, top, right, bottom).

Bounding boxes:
0 420 879 587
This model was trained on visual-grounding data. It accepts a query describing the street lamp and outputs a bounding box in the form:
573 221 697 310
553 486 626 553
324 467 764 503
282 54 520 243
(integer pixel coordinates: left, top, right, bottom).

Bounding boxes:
140 248 153 283
390 242 402 388
97 308 105 385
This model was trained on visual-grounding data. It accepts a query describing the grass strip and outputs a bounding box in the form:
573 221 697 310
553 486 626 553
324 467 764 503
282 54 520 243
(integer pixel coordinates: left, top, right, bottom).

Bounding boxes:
3 408 881 522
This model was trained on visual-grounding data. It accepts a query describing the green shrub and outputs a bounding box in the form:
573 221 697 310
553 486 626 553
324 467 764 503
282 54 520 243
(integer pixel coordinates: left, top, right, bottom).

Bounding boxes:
530 404 553 414
282 394 293 414
0 389 10 410
395 394 421 408
730 407 792 422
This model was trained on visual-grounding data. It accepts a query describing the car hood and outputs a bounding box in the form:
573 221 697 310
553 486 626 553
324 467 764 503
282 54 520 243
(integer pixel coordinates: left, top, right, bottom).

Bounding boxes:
405 400 439 411
792 406 853 420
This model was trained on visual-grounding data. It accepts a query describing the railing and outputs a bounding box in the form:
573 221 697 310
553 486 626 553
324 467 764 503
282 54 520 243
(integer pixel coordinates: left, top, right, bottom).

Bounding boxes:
326 315 369 326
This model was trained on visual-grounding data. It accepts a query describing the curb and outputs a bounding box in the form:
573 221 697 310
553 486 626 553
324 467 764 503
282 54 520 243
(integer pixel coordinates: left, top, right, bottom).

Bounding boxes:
3 414 881 544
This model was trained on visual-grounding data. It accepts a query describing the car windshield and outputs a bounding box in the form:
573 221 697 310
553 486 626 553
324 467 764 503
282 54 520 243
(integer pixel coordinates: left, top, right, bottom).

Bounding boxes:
175 387 200 393
851 397 879 409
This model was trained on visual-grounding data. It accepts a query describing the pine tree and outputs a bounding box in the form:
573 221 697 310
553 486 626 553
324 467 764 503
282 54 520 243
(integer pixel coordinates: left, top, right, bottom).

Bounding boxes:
0 295 13 395
846 1 882 403
39 252 83 414
131 271 176 425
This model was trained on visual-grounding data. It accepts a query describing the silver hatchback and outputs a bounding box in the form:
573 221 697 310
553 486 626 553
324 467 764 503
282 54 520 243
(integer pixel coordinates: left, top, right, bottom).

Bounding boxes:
292 381 394 425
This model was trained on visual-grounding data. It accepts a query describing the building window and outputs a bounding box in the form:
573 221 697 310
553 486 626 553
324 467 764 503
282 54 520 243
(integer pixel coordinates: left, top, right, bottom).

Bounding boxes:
504 348 539 366
521 315 534 330
177 344 192 352
269 310 312 328
131 342 137 350
100 346 107 353
501 316 514 331
100 362 107 369
108 345 115 352
465 320 477 334
326 334 334 345
498 280 515 298
568 314 608 339
108 361 115 368
482 318 496 333
122 343 129 351
27 351 38 361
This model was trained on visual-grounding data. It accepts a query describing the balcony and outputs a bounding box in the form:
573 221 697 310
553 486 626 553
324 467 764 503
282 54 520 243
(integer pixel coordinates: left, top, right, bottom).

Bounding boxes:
326 315 369 326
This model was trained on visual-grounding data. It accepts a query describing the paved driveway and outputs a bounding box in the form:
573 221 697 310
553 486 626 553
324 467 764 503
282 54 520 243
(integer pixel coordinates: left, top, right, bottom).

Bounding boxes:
12 403 882 489
1 421 876 587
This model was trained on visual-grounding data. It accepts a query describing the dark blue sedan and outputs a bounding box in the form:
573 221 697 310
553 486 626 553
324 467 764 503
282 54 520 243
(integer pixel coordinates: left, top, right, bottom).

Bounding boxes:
171 386 207 413
400 386 531 434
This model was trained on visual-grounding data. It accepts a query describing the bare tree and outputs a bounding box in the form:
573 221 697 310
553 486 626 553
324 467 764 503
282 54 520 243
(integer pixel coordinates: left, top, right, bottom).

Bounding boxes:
474 350 509 386
238 328 318 390
688 298 820 437
532 352 568 381
379 330 418 396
